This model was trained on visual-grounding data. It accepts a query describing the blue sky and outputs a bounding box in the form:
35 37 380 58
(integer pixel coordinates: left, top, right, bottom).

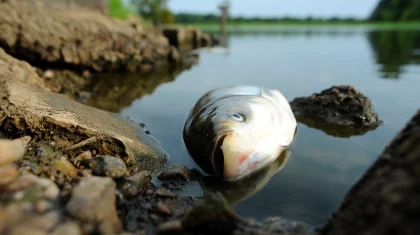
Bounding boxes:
168 0 380 19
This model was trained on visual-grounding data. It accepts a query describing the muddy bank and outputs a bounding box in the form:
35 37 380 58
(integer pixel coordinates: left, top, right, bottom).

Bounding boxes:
0 0 179 72
163 26 219 51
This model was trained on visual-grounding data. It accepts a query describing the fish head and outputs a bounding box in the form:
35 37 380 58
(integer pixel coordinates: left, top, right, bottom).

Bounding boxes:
208 96 291 181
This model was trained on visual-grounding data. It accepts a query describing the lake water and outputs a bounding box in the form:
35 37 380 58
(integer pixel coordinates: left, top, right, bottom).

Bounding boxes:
89 26 420 226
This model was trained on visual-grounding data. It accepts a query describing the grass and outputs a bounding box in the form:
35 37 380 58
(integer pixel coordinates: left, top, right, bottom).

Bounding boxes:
108 0 132 20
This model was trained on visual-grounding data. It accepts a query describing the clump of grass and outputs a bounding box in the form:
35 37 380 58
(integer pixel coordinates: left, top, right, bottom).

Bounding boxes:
109 0 131 20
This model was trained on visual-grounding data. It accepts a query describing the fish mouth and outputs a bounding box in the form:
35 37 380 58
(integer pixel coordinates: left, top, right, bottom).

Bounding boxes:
211 134 227 177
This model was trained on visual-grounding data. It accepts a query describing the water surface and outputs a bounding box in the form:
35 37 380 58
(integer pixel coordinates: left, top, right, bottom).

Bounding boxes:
90 26 420 226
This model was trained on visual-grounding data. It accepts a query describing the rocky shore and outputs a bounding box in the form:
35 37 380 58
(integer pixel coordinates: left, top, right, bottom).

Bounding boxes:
0 0 419 235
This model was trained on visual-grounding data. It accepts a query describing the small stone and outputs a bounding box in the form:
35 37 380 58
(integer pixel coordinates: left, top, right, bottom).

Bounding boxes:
34 199 52 213
82 70 91 79
43 70 55 79
157 165 191 182
0 136 31 166
91 149 97 156
126 170 151 189
89 155 127 178
53 157 78 177
156 201 173 215
0 165 18 186
74 151 92 166
146 189 154 195
52 222 82 235
157 220 183 235
4 173 60 200
156 187 177 198
66 176 122 232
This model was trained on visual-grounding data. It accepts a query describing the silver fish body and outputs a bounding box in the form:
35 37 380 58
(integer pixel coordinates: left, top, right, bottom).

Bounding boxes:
183 86 297 181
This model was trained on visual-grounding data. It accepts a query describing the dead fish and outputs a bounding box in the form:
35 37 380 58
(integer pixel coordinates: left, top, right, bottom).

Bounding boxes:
183 86 297 181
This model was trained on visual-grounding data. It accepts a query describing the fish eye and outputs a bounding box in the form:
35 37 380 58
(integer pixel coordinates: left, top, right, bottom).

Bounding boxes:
231 113 246 122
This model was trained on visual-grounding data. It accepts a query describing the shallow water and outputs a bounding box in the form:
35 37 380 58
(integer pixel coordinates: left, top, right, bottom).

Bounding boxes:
90 26 420 226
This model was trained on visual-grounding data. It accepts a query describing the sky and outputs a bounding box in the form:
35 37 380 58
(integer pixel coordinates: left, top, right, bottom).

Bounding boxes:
168 0 381 19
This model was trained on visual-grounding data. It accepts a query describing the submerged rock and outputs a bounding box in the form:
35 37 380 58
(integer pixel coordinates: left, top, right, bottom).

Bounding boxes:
321 110 420 235
290 86 381 137
66 176 122 232
0 48 168 175
157 165 191 182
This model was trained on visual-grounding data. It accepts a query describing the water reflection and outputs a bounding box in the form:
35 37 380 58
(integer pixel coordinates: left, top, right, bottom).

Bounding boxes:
368 30 420 79
192 149 291 206
85 61 197 113
295 116 379 138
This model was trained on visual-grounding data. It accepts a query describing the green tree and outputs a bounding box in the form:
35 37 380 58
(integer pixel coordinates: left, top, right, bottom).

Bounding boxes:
131 0 168 26
109 0 130 20
158 8 174 24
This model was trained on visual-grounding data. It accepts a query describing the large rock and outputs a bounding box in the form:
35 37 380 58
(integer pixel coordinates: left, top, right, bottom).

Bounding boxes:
290 86 381 137
321 110 420 235
0 48 167 175
0 0 175 72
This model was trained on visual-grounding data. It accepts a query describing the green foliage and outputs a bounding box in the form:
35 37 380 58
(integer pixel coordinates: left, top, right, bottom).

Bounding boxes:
370 0 420 21
174 13 363 24
131 0 168 24
109 0 131 20
158 8 174 24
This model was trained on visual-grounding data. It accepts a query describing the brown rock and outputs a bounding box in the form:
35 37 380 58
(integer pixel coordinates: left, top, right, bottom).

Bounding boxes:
0 164 18 186
53 157 78 177
89 155 127 178
66 176 122 232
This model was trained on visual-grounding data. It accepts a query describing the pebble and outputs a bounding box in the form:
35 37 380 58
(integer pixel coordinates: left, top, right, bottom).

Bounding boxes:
0 136 31 166
52 222 82 235
89 155 127 178
42 70 55 79
126 170 151 189
73 151 92 167
34 199 52 214
0 164 18 186
156 187 177 198
53 157 78 177
157 165 191 182
156 201 173 215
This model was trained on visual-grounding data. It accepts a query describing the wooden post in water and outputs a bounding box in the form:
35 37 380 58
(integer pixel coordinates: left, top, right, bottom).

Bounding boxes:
218 0 230 47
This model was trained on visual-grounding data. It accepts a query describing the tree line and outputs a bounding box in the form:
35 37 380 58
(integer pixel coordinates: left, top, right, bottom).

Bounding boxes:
369 0 420 21
109 0 420 23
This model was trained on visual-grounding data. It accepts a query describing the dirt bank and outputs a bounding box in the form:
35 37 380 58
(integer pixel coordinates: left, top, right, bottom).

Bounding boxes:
0 0 178 72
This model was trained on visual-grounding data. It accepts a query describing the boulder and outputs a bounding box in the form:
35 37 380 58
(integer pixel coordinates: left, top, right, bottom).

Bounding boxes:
0 48 167 175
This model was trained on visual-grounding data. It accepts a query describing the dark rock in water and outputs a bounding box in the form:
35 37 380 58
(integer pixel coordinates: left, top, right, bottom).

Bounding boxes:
89 155 127 178
290 86 381 137
0 48 168 175
66 176 122 232
183 192 240 234
157 165 191 182
321 110 420 235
